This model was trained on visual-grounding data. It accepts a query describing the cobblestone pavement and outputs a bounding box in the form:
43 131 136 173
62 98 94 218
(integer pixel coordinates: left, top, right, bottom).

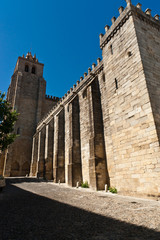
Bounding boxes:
0 178 160 240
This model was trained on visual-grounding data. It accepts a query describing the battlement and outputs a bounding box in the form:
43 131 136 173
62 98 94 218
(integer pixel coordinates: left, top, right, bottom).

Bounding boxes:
37 57 103 129
21 52 38 63
18 52 44 66
45 95 60 101
3 1 160 199
14 52 44 77
31 0 160 130
100 1 160 50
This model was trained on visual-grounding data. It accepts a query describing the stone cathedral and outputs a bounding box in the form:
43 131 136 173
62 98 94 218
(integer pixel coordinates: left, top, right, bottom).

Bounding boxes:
1 0 160 198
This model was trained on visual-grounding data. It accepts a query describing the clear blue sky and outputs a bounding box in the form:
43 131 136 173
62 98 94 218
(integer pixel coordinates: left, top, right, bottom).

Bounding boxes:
0 0 160 98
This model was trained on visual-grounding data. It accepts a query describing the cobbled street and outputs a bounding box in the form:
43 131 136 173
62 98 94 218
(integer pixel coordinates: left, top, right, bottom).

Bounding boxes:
0 178 160 240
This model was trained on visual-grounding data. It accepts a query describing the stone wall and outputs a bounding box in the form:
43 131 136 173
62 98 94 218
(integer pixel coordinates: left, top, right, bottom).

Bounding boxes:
65 96 82 187
99 2 160 197
42 96 59 119
1 1 160 199
3 54 59 177
30 1 160 198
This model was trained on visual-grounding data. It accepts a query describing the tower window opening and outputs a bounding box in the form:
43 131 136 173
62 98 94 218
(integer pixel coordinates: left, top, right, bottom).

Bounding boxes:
25 65 29 72
32 66 36 74
115 78 118 90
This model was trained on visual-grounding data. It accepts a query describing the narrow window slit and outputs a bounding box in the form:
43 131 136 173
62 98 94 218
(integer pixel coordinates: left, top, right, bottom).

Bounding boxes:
110 44 113 55
115 78 118 90
102 73 106 82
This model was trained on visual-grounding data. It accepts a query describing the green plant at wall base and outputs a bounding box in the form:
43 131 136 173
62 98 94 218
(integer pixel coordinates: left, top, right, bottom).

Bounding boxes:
81 181 89 188
109 187 117 194
0 175 4 180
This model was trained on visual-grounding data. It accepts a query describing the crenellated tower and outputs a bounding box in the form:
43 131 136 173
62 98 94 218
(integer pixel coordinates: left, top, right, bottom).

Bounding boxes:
1 0 160 199
30 0 160 198
98 0 160 197
3 53 58 177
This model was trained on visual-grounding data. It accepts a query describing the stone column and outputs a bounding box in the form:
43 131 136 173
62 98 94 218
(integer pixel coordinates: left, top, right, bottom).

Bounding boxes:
36 126 46 178
30 136 35 176
53 109 65 183
36 131 41 177
87 78 108 190
30 134 38 176
45 124 49 166
67 96 82 187
45 119 54 180
67 103 73 186
87 85 97 189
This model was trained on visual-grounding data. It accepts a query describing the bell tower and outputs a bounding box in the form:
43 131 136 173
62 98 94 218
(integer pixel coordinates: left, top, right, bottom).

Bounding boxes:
4 53 52 176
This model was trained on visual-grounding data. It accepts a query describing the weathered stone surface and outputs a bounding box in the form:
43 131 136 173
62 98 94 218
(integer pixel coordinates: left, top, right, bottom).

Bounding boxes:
2 3 160 198
53 109 65 183
65 96 82 187
2 53 59 177
44 119 54 180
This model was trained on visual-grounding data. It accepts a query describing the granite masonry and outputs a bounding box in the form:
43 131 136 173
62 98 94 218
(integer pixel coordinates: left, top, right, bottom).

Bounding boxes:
1 0 160 199
0 53 59 177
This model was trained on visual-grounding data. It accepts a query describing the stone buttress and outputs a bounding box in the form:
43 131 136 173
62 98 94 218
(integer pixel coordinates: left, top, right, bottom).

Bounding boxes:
4 0 160 198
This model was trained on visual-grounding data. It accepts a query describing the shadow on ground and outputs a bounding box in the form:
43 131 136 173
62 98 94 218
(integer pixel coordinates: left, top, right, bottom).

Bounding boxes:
0 178 159 240
5 177 47 184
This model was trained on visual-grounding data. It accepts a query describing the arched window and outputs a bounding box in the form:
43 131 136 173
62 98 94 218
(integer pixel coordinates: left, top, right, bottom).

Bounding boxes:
25 65 29 72
32 66 36 74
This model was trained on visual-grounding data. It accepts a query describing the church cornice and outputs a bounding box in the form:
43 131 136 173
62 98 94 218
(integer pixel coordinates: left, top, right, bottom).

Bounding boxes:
37 60 104 130
100 4 160 50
